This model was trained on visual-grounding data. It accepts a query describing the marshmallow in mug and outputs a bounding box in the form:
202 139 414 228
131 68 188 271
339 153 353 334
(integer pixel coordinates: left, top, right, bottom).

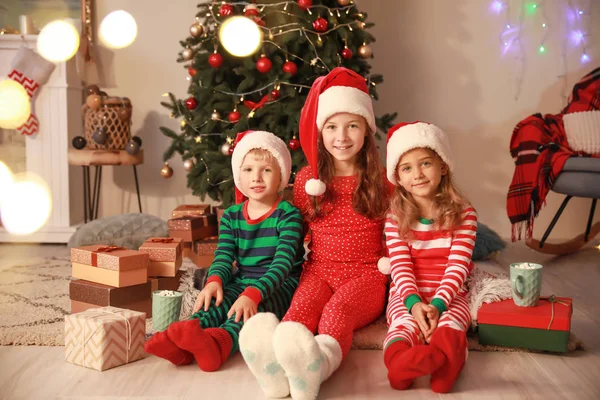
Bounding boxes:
156 290 179 297
513 262 540 270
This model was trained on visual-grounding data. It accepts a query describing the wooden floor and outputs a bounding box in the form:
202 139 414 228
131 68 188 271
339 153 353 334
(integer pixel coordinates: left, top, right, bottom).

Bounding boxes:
1 242 600 399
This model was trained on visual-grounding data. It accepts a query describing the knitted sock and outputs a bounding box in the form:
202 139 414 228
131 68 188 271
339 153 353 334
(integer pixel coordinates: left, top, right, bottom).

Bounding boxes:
239 313 289 398
430 328 468 393
144 329 193 366
273 321 323 400
386 341 446 390
168 319 232 372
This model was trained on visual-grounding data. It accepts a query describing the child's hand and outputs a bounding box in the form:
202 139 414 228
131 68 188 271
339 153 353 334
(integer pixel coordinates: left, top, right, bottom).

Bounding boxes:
410 302 431 336
422 304 440 343
227 295 258 323
194 281 223 313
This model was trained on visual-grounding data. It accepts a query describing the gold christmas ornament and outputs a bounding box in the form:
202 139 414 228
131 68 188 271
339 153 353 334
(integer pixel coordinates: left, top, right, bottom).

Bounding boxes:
183 158 195 171
211 110 221 121
337 0 351 5
355 20 365 30
358 44 372 58
190 22 204 37
182 47 194 60
86 94 102 110
220 142 231 155
160 163 173 178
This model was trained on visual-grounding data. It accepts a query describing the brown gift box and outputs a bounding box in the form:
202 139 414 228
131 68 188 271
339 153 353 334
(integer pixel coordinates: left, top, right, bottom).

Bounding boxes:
148 257 183 277
195 239 218 255
169 215 218 242
71 245 149 271
139 237 183 262
71 245 148 288
69 279 151 316
149 270 182 292
71 298 152 318
172 204 212 218
65 307 145 371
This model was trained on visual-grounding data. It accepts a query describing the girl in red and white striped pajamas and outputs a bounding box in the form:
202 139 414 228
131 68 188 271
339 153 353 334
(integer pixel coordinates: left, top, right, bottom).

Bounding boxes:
239 67 389 400
380 121 477 393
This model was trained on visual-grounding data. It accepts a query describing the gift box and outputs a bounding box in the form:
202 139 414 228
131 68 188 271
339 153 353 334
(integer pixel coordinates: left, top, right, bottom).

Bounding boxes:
71 245 148 288
172 204 211 218
147 258 183 278
478 296 573 353
168 215 218 242
149 270 182 292
64 306 146 371
69 279 152 317
139 237 183 262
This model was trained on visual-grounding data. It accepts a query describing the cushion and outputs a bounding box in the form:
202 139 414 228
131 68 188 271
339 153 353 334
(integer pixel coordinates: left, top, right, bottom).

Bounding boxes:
68 213 168 250
473 223 506 260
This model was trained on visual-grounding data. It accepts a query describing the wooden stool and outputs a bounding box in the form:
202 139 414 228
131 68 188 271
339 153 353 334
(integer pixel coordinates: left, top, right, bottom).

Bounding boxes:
68 148 144 223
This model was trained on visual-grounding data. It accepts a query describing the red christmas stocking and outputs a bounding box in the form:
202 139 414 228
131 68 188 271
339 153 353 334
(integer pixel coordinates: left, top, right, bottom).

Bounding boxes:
8 47 55 135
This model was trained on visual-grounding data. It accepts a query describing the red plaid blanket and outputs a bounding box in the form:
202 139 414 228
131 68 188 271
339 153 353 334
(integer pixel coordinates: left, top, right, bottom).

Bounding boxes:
507 67 600 241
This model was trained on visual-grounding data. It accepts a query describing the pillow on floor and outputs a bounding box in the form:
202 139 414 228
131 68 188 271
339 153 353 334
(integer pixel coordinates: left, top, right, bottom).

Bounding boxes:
473 222 506 260
68 213 168 250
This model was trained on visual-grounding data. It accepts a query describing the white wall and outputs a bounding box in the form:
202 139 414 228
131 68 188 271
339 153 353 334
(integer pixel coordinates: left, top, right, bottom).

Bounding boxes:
95 0 599 241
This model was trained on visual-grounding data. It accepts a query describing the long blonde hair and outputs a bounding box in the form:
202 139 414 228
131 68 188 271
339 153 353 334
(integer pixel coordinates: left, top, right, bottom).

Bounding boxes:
309 127 388 221
389 152 469 240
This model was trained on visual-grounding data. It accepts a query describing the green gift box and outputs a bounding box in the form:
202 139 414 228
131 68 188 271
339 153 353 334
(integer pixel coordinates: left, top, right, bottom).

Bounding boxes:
478 296 572 353
152 290 183 332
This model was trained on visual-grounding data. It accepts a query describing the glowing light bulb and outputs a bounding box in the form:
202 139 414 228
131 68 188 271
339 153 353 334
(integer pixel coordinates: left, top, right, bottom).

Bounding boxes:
99 10 138 49
37 20 79 62
219 16 263 57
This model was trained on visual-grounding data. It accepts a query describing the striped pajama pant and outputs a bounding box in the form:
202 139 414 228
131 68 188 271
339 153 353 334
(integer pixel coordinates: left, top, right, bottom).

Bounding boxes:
384 289 471 349
190 276 299 355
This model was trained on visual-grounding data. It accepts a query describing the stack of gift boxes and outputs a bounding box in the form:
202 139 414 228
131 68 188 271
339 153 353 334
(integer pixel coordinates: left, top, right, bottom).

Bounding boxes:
169 204 219 268
66 239 185 371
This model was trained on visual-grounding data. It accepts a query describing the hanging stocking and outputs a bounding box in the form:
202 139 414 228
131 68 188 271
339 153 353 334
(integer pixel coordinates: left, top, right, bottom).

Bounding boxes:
8 46 55 136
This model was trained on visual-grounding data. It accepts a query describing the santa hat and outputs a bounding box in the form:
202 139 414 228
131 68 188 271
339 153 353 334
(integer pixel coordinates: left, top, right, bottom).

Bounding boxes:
385 121 454 185
299 67 376 196
562 67 600 154
231 130 292 204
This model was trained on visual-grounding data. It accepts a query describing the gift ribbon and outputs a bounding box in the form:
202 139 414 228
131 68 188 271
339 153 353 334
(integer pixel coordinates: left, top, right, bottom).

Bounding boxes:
66 308 133 369
91 246 126 267
150 238 174 243
542 295 571 330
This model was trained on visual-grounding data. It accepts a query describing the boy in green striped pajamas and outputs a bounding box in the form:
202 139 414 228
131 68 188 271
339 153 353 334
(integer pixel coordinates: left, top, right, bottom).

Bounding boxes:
145 130 304 371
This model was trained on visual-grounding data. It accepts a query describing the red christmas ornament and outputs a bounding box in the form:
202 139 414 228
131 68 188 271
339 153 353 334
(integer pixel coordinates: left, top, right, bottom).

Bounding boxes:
228 110 241 123
289 138 300 151
244 5 260 17
219 3 234 16
270 89 281 100
341 47 353 59
256 56 272 73
298 0 313 10
282 61 298 76
312 17 328 32
228 146 235 155
208 53 223 68
188 66 197 77
185 98 197 110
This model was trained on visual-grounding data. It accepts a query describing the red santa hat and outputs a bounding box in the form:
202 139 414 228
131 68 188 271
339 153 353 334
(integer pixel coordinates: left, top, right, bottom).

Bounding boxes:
299 67 376 196
385 121 454 185
562 67 600 154
231 130 292 204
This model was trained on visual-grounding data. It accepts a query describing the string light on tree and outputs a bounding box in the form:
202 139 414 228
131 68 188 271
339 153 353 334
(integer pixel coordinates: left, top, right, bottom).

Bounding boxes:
219 16 263 57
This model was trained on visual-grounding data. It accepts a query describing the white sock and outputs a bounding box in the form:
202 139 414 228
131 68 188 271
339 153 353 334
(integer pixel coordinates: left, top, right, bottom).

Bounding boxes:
315 334 343 382
239 313 289 398
273 323 342 400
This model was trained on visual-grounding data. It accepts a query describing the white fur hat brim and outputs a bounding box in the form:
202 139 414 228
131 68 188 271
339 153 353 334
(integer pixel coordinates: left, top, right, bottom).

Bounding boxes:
386 122 453 185
231 131 292 198
316 85 376 133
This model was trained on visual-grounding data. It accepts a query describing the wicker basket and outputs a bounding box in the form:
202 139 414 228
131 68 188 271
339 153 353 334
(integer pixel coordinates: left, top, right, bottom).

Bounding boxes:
82 97 132 150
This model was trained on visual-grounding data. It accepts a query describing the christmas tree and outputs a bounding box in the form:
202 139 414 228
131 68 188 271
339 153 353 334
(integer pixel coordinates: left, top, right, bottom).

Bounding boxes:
161 0 396 207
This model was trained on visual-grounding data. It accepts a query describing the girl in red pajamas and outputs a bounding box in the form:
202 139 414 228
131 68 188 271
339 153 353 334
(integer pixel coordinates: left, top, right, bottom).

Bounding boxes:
239 67 389 400
380 121 477 393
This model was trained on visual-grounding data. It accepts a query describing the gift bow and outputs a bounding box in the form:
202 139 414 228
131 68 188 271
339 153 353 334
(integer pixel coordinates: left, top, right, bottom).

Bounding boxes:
92 246 126 266
542 295 571 330
150 238 174 243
